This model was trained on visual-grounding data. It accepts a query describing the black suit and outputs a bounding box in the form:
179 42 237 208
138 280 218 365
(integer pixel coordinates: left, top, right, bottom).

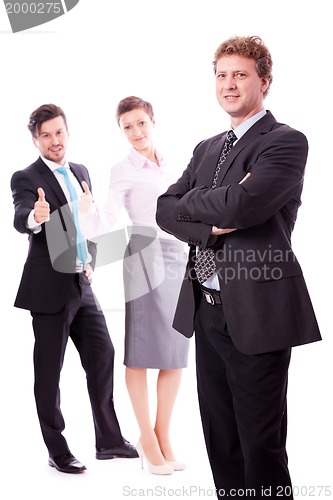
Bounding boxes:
11 157 123 457
156 111 321 497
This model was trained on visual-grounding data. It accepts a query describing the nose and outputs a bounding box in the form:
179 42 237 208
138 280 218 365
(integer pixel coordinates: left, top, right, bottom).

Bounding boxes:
132 126 141 136
225 76 236 90
51 134 60 144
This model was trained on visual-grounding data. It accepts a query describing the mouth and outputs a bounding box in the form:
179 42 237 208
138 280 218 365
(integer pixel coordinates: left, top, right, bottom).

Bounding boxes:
50 146 62 153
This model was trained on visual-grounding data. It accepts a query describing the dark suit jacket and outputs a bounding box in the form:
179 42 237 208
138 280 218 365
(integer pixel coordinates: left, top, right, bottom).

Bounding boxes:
156 111 321 354
11 157 96 314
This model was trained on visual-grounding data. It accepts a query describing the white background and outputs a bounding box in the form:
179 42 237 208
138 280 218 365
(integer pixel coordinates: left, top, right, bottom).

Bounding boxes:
0 1 332 499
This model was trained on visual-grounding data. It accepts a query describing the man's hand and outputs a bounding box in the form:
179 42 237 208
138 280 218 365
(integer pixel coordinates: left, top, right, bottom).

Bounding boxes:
210 171 251 235
211 226 237 235
79 181 93 213
34 187 50 223
239 172 251 184
84 263 93 283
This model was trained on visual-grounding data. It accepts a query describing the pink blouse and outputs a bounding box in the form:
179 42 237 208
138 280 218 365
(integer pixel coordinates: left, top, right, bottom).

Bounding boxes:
82 147 179 240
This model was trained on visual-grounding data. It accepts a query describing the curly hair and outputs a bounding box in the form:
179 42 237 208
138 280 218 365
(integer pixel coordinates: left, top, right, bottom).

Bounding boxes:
116 96 154 125
213 36 273 96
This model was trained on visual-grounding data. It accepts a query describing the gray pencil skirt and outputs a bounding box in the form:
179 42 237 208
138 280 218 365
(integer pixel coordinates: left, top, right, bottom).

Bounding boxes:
123 234 190 369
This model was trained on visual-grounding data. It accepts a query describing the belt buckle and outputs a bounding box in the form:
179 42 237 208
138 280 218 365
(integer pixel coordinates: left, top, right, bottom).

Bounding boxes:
202 289 215 305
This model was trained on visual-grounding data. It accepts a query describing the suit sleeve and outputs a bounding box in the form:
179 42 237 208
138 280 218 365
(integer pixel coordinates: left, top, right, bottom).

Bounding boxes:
171 128 308 230
156 155 212 248
10 170 39 234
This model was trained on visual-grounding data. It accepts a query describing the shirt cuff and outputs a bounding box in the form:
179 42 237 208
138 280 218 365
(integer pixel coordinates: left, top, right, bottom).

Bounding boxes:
27 209 42 234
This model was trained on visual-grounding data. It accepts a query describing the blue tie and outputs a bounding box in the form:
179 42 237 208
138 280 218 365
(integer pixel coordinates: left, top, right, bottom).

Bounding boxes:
56 167 88 265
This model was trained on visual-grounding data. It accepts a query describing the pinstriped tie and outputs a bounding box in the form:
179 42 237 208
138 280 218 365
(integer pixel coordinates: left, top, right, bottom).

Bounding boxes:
194 130 237 284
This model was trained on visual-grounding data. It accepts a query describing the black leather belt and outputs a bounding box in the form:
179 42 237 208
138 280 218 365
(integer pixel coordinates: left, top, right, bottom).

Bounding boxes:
200 286 222 305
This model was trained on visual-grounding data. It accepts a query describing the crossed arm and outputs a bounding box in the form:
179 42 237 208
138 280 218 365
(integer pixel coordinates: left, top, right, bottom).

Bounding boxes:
156 169 252 248
156 129 307 248
210 172 251 235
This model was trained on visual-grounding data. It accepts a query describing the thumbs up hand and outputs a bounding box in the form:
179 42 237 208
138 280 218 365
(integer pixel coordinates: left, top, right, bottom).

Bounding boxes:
34 187 50 223
79 180 93 213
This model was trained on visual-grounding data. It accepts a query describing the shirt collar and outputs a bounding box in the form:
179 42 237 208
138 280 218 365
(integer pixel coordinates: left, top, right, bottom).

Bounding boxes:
233 109 267 141
41 156 70 172
129 147 165 169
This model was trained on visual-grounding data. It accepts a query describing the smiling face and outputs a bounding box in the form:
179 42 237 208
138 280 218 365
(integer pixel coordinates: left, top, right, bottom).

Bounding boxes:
215 54 270 128
33 115 69 165
118 108 155 155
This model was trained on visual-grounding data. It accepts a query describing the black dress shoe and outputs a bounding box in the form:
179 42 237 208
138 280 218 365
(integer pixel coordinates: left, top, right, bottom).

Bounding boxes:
48 453 86 473
96 439 139 460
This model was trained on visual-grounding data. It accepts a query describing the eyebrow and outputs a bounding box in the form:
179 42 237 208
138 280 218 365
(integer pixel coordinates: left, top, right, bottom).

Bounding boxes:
40 128 65 135
216 68 248 73
122 119 145 126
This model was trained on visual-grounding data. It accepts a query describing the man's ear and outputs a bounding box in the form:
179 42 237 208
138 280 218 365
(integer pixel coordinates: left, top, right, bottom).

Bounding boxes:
261 77 270 94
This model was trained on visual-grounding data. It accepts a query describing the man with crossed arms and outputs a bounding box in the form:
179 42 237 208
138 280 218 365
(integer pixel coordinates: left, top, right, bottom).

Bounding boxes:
156 36 321 498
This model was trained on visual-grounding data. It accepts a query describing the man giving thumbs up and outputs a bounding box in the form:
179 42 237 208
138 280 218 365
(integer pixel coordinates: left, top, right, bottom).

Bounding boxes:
10 104 138 475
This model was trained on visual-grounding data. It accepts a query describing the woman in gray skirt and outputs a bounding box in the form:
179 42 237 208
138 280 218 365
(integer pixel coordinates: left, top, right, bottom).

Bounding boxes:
79 96 189 475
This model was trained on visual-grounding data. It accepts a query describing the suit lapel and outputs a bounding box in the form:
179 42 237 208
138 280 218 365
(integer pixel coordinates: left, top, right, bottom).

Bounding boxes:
69 163 85 192
35 158 68 207
35 158 88 208
212 132 235 186
216 111 277 186
195 136 224 188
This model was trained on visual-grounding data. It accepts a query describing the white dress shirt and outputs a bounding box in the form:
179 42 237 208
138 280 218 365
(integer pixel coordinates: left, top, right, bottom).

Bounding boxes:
82 148 180 241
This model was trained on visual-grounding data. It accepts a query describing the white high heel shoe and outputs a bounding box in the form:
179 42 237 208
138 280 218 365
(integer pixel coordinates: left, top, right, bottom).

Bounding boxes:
136 441 173 475
166 460 186 471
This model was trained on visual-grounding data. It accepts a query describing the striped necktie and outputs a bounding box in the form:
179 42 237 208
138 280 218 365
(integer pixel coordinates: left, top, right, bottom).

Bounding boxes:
194 130 237 284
